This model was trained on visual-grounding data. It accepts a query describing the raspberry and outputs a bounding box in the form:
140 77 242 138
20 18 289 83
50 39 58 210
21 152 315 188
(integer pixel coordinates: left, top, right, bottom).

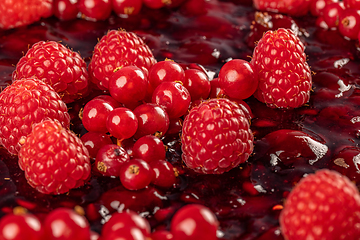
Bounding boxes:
0 0 52 29
88 29 157 90
0 77 70 155
13 41 89 103
181 98 254 174
280 169 360 240
253 0 311 16
251 28 312 109
18 119 91 194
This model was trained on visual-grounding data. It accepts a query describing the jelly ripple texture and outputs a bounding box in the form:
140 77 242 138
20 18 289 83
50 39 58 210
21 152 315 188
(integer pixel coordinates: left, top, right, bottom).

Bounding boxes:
1 0 360 239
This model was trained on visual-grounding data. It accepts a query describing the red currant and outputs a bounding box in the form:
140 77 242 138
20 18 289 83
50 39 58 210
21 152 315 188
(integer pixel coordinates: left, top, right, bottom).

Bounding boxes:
183 68 211 101
338 8 360 39
150 159 177 188
133 103 170 139
43 208 91 240
322 2 345 28
109 66 148 107
82 95 120 133
0 213 44 240
310 0 338 16
151 230 174 240
218 59 258 100
143 0 166 9
81 131 113 159
95 144 130 177
112 0 143 16
77 0 112 21
152 81 191 119
132 134 166 163
53 0 79 20
209 77 227 98
344 0 360 9
170 204 219 240
119 159 153 190
106 107 138 141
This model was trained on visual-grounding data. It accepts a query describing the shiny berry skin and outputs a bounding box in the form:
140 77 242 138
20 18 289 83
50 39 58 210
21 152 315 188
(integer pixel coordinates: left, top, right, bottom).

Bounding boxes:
251 28 312 109
106 107 138 141
310 0 338 16
112 0 143 16
143 0 166 9
119 158 153 190
13 41 89 103
344 0 360 9
218 59 258 100
80 131 113 159
181 98 254 174
338 8 360 39
133 103 170 139
0 213 44 240
150 159 177 188
152 81 191 119
53 0 79 20
95 144 130 177
77 0 112 21
108 66 148 107
0 78 70 155
183 68 211 101
170 204 219 240
43 208 91 240
101 211 151 239
0 0 53 29
151 230 174 240
18 119 91 195
253 0 311 16
89 30 157 90
132 135 166 163
322 2 344 28
148 60 186 95
82 95 120 133
280 169 360 240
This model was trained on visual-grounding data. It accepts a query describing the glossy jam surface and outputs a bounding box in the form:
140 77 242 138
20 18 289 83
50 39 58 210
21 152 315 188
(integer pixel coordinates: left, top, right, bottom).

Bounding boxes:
1 0 360 239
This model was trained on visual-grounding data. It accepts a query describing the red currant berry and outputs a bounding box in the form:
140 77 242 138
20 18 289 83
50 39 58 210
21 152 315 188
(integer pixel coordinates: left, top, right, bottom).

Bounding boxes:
218 59 258 100
150 159 177 188
152 81 191 119
322 2 345 28
183 68 211 101
0 213 44 240
77 0 112 21
101 211 151 239
95 144 130 177
209 77 227 98
143 0 166 9
148 60 185 94
170 204 219 240
338 8 360 39
112 0 143 16
81 131 113 159
166 118 183 136
133 103 170 139
53 0 79 20
119 159 153 190
132 135 166 163
109 66 148 107
310 0 338 16
106 107 138 141
43 208 91 240
151 230 174 240
82 95 120 133
344 0 360 9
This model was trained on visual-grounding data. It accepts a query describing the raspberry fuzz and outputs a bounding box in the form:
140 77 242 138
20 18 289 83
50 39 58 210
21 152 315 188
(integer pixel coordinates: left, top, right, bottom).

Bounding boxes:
0 78 70 155
251 28 312 109
18 119 91 195
181 98 254 174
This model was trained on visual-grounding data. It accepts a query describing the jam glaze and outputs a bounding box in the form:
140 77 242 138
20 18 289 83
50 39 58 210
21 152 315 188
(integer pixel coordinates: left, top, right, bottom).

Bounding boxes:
1 0 360 239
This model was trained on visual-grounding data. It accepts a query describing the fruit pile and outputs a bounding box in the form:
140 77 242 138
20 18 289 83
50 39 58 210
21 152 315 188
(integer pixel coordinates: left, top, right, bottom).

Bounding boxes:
1 0 360 239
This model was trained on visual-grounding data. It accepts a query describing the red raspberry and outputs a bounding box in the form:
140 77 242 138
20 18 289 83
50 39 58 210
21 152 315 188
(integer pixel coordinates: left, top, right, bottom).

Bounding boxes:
251 28 312 109
0 77 70 155
280 169 360 240
181 98 254 174
0 0 52 29
253 0 311 16
18 119 91 194
13 41 89 103
88 29 157 90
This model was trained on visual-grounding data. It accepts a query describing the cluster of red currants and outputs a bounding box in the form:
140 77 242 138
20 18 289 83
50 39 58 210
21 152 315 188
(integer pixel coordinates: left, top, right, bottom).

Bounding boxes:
311 0 360 40
53 0 188 21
